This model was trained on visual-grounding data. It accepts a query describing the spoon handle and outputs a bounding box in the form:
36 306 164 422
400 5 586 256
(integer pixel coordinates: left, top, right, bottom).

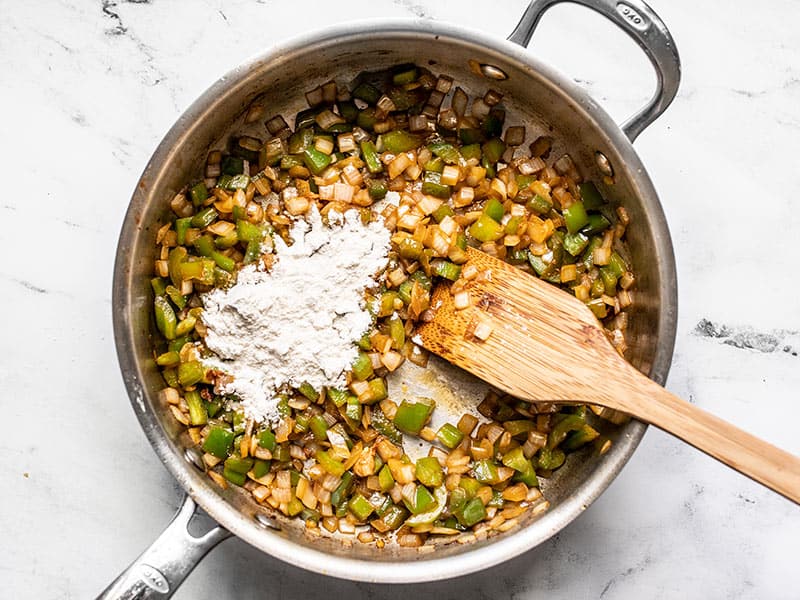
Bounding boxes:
628 372 800 504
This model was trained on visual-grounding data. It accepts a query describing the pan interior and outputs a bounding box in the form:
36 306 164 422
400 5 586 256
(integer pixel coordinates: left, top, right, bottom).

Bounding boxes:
115 23 674 579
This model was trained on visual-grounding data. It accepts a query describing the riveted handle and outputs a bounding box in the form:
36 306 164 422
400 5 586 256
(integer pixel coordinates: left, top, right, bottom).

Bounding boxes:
96 495 231 599
509 0 681 141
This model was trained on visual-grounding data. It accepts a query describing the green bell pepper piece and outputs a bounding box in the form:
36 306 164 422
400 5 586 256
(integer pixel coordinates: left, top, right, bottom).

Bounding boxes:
393 399 434 434
189 182 208 206
537 447 566 470
563 231 590 256
501 447 529 472
436 423 464 449
578 181 605 209
526 194 552 215
381 130 422 154
185 390 208 426
421 170 451 198
469 213 504 242
258 429 276 451
472 459 499 484
309 415 328 441
582 213 611 235
431 260 461 281
177 361 204 387
481 138 505 164
250 459 270 479
428 139 460 164
303 147 332 175
154 295 177 340
351 352 374 381
378 464 395 492
330 472 354 507
316 450 346 476
415 457 443 488
371 409 403 445
191 207 218 228
352 82 381 104
458 497 487 528
202 426 234 459
483 198 504 222
563 200 589 233
348 494 375 521
360 141 383 174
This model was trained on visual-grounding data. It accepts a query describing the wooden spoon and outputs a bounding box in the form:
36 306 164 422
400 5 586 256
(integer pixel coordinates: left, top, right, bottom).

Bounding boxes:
416 247 800 504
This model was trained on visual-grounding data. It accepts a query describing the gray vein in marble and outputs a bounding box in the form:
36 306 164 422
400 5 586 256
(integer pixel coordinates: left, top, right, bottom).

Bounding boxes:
694 319 799 355
682 483 705 520
71 111 88 127
101 0 128 35
6 276 48 295
2 274 75 298
38 31 75 54
98 0 173 100
600 555 654 599
391 0 431 19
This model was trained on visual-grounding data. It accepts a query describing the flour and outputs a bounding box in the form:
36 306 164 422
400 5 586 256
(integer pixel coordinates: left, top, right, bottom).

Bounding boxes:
200 207 390 424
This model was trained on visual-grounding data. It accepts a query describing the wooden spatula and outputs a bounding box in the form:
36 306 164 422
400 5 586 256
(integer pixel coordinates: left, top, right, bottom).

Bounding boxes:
416 247 800 504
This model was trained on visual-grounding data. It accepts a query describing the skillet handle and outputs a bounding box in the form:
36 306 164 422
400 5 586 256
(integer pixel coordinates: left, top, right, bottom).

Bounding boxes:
96 495 231 599
509 0 680 141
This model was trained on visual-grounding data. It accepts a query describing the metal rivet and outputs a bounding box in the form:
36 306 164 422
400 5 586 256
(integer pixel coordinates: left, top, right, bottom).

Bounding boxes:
480 64 508 80
595 151 614 177
184 447 205 471
255 513 281 531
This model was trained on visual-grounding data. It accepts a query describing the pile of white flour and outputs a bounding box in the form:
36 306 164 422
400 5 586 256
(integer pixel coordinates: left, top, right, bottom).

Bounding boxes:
200 207 390 423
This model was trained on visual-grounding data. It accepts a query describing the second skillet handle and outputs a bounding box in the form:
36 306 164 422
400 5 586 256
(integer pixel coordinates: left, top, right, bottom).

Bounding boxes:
509 0 681 142
96 495 231 599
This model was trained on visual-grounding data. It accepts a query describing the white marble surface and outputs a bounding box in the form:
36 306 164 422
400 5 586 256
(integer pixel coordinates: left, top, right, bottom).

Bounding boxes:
2 0 799 598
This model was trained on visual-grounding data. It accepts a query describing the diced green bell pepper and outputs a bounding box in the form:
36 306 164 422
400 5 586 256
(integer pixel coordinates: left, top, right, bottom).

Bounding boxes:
177 361 204 387
303 147 332 175
258 429 276 451
154 295 177 340
202 426 234 459
582 213 611 235
563 200 589 233
421 170 451 198
316 449 346 476
351 352 373 381
431 260 461 281
393 399 434 434
381 130 422 154
481 138 505 164
436 423 464 449
348 494 375 521
526 194 552 215
472 459 499 484
458 497 487 528
360 141 383 174
468 213 504 242
404 484 436 514
563 231 590 256
483 197 504 222
330 472 354 507
578 181 605 209
415 457 443 487
185 390 208 426
378 464 395 491
428 140 460 164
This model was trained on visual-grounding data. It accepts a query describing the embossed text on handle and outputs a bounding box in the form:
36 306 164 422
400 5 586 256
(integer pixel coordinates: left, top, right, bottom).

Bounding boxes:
615 2 649 31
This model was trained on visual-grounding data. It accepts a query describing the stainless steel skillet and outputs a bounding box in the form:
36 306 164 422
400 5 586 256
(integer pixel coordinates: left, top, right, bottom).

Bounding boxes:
102 0 680 596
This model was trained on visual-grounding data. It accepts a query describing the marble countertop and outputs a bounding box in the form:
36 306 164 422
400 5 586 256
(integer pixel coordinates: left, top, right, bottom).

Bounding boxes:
3 0 799 598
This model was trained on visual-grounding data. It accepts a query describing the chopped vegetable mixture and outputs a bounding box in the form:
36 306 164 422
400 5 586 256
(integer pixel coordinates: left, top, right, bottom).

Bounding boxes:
151 63 635 548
